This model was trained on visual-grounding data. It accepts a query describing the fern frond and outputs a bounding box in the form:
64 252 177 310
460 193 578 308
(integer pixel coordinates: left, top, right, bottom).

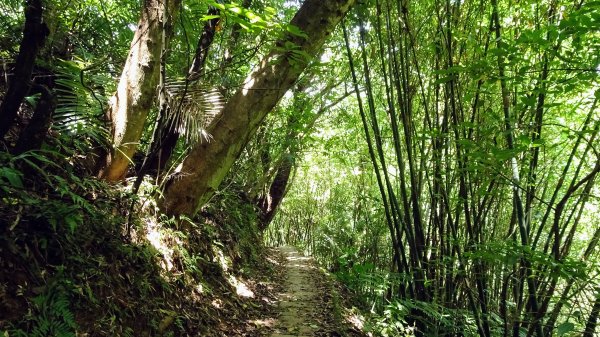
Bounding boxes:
28 283 77 337
30 320 50 337
52 60 109 146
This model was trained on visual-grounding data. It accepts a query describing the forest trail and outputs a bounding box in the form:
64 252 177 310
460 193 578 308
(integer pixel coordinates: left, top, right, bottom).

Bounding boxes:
271 246 340 337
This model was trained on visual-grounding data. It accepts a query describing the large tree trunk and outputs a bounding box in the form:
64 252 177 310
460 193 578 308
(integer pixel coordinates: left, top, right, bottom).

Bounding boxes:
99 0 180 181
159 0 356 216
141 7 221 177
0 0 48 140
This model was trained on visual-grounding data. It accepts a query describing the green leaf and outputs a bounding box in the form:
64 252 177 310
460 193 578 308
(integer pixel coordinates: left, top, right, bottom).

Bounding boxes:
200 14 220 21
434 75 454 84
64 214 80 233
0 167 24 188
557 322 574 336
286 24 308 39
24 93 41 106
531 139 545 147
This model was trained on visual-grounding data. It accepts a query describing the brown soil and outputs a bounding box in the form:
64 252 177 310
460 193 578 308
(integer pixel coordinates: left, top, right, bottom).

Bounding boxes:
271 246 322 336
269 246 368 337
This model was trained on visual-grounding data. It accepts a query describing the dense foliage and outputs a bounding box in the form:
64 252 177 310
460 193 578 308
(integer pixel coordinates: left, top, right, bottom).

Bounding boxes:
267 0 600 336
0 0 599 335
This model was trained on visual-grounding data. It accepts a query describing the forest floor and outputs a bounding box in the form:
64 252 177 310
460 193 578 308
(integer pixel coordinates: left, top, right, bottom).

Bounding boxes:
227 246 368 337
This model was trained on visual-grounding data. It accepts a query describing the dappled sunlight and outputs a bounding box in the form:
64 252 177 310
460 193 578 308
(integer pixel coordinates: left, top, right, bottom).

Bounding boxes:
213 246 232 272
285 254 310 261
283 251 319 269
144 217 177 271
344 309 367 333
248 317 277 327
242 77 255 96
212 298 223 309
261 295 276 305
266 246 371 336
270 246 322 335
265 255 281 266
130 183 182 274
228 275 255 298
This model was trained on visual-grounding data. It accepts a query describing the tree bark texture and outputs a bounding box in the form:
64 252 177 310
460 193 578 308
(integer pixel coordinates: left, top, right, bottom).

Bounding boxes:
0 0 48 140
14 85 55 154
187 7 220 81
160 0 356 216
99 0 180 181
257 153 294 230
583 283 600 337
143 7 221 176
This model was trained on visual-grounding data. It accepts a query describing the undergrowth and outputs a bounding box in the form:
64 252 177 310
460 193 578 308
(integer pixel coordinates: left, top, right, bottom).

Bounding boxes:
0 149 269 336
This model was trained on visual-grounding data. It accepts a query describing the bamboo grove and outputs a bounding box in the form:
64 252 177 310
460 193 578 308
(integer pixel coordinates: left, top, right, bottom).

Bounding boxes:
269 0 599 335
0 0 598 334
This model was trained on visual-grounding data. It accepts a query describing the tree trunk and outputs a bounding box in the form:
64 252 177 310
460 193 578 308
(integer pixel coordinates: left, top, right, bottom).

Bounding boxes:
584 290 600 337
159 0 356 216
142 7 221 177
257 153 294 230
187 7 220 81
99 0 180 181
14 84 55 154
0 0 48 140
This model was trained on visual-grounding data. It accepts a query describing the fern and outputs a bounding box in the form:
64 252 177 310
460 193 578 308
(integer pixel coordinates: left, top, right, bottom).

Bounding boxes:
27 281 77 337
52 59 109 147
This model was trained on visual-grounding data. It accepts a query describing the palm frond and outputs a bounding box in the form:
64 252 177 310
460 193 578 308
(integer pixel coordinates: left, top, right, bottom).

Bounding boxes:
52 60 109 146
164 80 224 144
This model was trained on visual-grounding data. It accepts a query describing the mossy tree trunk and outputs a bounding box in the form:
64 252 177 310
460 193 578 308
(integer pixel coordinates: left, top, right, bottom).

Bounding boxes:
159 0 356 216
99 0 180 181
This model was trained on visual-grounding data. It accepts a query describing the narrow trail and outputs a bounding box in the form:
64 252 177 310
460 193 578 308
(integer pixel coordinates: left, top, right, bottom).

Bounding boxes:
271 246 323 336
230 246 366 336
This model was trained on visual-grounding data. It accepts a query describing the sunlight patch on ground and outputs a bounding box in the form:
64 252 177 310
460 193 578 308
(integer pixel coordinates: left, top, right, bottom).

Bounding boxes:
286 255 316 269
286 255 310 262
228 275 255 298
266 255 280 265
345 311 365 330
249 317 277 327
144 217 177 272
126 178 180 274
261 296 275 304
214 246 231 272
212 298 223 309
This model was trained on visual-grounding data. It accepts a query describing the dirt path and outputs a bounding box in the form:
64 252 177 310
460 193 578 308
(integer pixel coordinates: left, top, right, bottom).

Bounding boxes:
271 246 323 336
227 246 366 337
